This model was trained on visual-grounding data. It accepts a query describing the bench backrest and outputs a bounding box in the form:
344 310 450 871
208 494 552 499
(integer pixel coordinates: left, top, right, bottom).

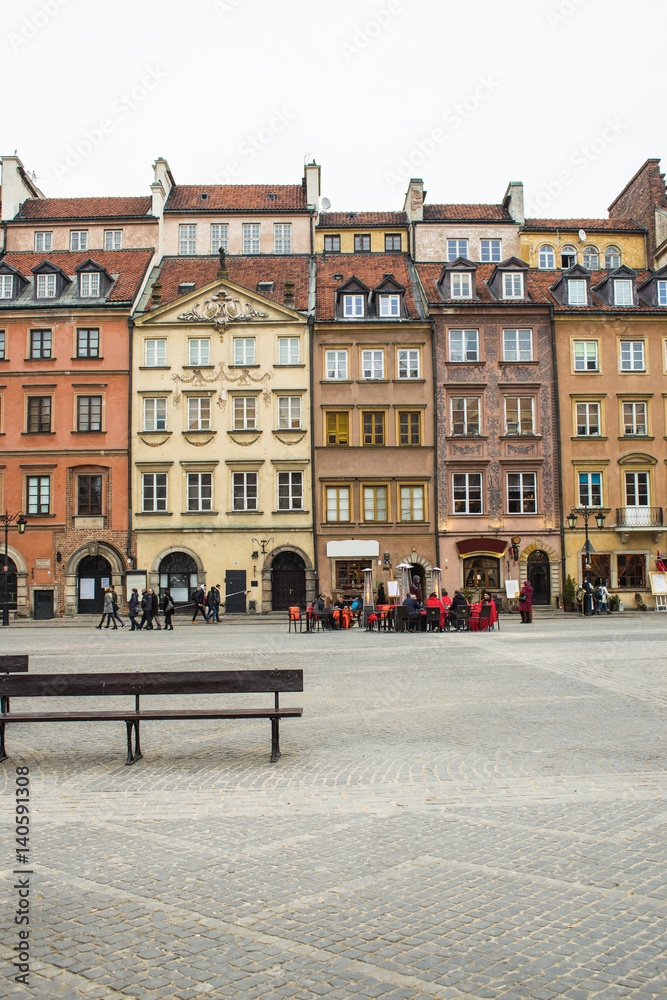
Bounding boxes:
0 669 303 699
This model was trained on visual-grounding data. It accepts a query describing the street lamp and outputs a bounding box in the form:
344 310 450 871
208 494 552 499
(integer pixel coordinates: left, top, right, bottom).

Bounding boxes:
567 505 606 585
1 511 27 628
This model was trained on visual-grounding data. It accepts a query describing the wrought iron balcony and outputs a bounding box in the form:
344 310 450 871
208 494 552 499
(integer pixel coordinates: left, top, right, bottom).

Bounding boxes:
615 507 664 529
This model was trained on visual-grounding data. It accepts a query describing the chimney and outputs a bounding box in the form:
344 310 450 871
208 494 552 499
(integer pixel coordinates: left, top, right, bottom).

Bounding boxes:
503 181 524 225
403 178 424 222
151 279 162 305
283 280 295 306
1 155 45 221
304 161 321 210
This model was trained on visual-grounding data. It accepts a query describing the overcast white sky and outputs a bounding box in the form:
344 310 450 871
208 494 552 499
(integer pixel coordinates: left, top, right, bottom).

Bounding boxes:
2 0 665 218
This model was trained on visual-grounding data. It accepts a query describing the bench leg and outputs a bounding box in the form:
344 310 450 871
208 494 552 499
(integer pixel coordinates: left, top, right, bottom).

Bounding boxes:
270 717 280 763
0 720 6 762
125 720 143 766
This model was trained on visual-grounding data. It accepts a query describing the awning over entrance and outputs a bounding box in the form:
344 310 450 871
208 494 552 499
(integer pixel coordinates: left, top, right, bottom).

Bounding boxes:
326 540 380 559
456 537 508 558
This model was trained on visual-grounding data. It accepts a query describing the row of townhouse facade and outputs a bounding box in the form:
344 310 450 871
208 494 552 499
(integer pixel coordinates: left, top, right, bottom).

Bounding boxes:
1 154 666 616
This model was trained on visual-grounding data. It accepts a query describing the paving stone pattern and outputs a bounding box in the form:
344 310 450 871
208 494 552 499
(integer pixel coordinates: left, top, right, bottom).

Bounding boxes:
1 616 666 999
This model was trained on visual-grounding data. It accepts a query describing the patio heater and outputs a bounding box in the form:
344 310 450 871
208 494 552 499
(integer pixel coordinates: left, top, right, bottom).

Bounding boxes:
362 566 374 628
431 567 442 602
396 563 412 605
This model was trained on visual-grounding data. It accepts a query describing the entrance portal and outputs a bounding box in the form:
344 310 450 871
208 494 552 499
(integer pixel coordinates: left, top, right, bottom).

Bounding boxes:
159 552 199 606
271 551 306 610
77 555 113 614
527 549 551 605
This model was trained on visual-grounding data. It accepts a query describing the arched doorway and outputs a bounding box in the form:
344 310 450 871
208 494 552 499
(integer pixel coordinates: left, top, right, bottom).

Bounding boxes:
78 555 113 613
1 557 18 610
527 550 550 605
159 552 199 606
408 564 426 601
271 551 306 610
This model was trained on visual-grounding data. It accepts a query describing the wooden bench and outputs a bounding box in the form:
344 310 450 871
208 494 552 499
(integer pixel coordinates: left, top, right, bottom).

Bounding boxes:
0 666 303 765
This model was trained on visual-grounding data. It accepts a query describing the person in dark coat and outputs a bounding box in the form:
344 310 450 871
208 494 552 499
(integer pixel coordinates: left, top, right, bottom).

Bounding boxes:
402 593 423 629
109 588 125 628
409 575 423 603
128 588 140 631
206 585 220 623
192 586 207 622
449 589 469 630
519 580 534 623
149 588 162 629
161 589 175 630
376 583 386 606
139 588 153 630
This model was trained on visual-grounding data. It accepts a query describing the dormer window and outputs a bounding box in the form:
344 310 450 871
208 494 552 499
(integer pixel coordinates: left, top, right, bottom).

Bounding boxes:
568 279 588 306
378 294 400 317
561 245 577 268
258 281 274 293
451 273 472 299
502 273 524 299
0 274 13 299
36 273 57 298
178 282 196 295
539 245 555 269
343 294 365 317
614 279 633 306
80 272 100 298
657 280 667 306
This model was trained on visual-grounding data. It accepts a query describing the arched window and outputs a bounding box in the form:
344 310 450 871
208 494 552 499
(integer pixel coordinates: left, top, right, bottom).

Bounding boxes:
605 245 621 269
538 245 555 269
159 552 198 604
561 245 577 268
582 245 599 269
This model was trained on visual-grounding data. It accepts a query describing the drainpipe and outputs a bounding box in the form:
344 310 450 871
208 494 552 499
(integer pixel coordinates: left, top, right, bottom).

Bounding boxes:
126 317 135 570
431 316 440 569
550 303 566 602
308 312 319 592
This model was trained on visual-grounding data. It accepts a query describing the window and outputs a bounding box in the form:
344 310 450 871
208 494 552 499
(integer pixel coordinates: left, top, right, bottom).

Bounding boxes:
142 472 167 512
568 280 587 306
397 348 420 378
623 401 647 436
451 397 480 436
188 472 213 511
26 476 50 514
80 272 100 298
27 396 51 432
385 234 401 251
233 472 257 511
274 224 292 254
278 337 300 365
617 553 646 589
36 273 56 298
480 238 501 262
0 275 13 298
233 338 255 365
145 339 167 367
657 280 667 306
77 475 102 515
343 294 365 317
449 329 479 362
179 224 197 255
143 397 167 431
104 230 122 250
605 246 621 269
326 411 349 446
583 246 599 269
324 235 341 252
378 294 400 317
451 273 472 299
336 560 371 589
354 234 371 251
614 280 633 306
188 397 212 430
326 486 350 522
325 350 348 380
399 411 420 445
361 349 384 379
578 471 602 507
363 485 388 521
278 396 301 429
447 238 468 261
620 341 644 371
242 224 260 254
34 232 52 252
77 328 99 358
502 272 524 299
400 484 425 521
188 339 210 366
278 471 303 510
363 411 384 445
70 231 88 251
575 402 600 436
233 396 256 430
453 472 482 513
464 556 499 590
507 472 537 513
561 245 577 268
77 395 102 432
505 397 534 435
573 341 598 371
538 245 555 269
210 224 228 253
30 329 51 359
503 328 532 362
0 331 5 360
625 471 649 507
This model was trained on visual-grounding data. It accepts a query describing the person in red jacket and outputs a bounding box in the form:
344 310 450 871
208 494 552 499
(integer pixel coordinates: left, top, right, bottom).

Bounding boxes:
519 580 533 623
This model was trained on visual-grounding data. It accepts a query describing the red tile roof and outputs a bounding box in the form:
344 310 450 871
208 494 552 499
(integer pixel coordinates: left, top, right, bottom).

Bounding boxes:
165 185 308 213
15 197 153 221
318 211 408 228
423 204 514 222
0 249 154 303
523 218 645 233
147 255 312 312
316 253 424 321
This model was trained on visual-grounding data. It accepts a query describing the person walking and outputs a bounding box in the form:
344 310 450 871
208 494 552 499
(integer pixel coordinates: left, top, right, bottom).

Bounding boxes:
138 588 153 630
150 588 162 630
110 587 125 628
212 584 222 622
519 580 534 623
128 588 141 630
162 589 175 630
205 585 217 623
192 585 207 623
96 587 118 629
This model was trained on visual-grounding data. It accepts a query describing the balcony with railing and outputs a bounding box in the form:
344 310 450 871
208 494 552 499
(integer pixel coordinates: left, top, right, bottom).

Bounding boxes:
614 507 664 537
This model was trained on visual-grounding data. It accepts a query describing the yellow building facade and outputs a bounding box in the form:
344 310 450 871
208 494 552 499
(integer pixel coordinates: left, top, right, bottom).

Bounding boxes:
520 225 646 271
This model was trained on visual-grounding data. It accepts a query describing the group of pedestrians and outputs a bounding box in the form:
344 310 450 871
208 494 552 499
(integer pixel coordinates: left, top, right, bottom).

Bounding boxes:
128 587 175 631
190 584 223 623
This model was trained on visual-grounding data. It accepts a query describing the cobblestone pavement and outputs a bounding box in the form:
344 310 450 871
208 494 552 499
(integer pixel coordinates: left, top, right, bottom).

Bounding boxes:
1 616 666 1000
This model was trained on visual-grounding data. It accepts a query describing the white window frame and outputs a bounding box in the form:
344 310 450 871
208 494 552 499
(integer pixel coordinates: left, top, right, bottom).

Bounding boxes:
187 396 212 431
277 395 301 429
378 294 400 317
233 338 255 366
343 294 365 318
142 472 167 512
657 280 667 306
0 274 13 298
605 246 621 269
145 339 166 367
449 329 479 363
210 224 228 253
70 230 88 251
451 273 472 299
502 272 524 299
34 232 52 252
507 472 537 514
622 401 647 436
36 273 56 299
397 348 420 379
361 349 384 380
579 472 602 507
480 239 501 262
575 401 600 436
614 279 634 306
0 330 5 360
619 341 645 372
278 471 303 510
561 245 577 268
79 272 100 298
573 341 599 371
450 397 480 436
187 472 213 512
233 471 258 511
568 279 587 306
233 396 257 430
26 475 50 515
104 230 122 250
274 223 292 254
143 397 167 432
453 472 482 514
179 224 197 255
188 339 210 366
242 223 260 254
538 245 555 269
447 238 468 261
582 246 599 269
503 328 533 362
326 485 350 522
278 337 300 365
505 397 534 435
325 350 348 380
